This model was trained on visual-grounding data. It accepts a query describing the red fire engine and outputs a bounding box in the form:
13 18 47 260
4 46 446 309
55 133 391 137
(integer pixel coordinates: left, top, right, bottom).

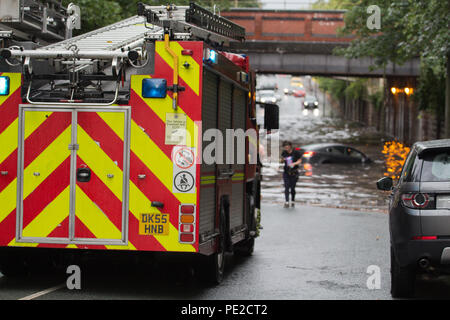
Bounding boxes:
0 2 279 283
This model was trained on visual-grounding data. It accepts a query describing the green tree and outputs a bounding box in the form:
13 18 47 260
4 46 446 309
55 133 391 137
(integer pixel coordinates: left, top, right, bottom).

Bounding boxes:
63 0 260 34
337 0 449 74
335 0 450 133
62 0 122 34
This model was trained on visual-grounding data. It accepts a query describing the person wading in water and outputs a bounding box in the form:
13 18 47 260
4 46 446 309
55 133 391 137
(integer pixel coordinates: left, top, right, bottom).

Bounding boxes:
281 141 302 208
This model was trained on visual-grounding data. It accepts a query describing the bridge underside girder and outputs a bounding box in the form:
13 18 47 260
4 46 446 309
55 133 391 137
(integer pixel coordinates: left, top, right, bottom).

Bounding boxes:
230 41 420 77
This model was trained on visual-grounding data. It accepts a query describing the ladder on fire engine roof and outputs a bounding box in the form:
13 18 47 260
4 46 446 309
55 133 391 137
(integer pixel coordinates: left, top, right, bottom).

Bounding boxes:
2 15 150 64
137 2 246 45
0 2 246 106
1 1 245 63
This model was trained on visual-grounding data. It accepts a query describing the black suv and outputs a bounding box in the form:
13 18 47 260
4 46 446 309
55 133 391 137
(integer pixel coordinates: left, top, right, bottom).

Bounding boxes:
377 139 450 298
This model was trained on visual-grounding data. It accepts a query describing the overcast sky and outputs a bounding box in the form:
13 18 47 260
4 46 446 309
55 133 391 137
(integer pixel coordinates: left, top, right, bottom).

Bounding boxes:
259 0 317 10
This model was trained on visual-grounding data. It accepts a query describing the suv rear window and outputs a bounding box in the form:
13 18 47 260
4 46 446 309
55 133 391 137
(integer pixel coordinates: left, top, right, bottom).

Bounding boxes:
421 150 450 181
400 150 421 182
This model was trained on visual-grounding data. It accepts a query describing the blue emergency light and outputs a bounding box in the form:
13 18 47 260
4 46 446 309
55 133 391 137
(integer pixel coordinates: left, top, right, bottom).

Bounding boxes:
142 78 167 98
204 48 218 64
0 76 10 96
209 50 218 63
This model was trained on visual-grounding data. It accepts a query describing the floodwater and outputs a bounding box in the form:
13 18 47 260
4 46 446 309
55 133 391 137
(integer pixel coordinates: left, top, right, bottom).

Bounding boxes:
256 75 409 212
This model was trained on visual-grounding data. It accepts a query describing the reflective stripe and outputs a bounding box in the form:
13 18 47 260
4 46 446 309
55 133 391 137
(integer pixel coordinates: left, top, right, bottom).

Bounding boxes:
21 186 70 238
155 41 200 96
129 75 198 148
0 126 72 225
23 127 71 199
75 186 135 250
0 73 21 106
77 126 124 201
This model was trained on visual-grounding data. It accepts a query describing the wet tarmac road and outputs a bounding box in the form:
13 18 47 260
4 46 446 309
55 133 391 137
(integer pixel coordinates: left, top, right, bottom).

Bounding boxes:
0 204 391 300
2 203 450 300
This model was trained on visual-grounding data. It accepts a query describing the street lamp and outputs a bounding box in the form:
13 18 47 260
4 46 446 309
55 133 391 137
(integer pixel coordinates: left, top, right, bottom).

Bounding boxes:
390 87 414 95
404 87 413 95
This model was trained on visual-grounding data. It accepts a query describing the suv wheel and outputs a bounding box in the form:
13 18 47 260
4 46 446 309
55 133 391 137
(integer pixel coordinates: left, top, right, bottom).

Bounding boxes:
391 246 415 298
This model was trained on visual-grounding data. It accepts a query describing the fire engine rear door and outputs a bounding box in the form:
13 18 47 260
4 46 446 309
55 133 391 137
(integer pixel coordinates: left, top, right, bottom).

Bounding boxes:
74 109 130 245
17 108 73 242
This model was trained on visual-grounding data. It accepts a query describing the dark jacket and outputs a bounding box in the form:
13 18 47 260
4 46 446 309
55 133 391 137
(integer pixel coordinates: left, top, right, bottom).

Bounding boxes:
281 149 302 175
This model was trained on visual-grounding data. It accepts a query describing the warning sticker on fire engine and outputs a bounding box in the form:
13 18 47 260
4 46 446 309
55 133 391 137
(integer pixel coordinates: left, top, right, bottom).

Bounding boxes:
172 146 196 194
165 113 187 145
174 171 194 192
174 147 195 170
139 213 170 236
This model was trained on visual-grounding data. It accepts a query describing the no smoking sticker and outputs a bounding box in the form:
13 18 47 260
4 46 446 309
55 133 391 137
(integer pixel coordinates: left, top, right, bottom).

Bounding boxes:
174 147 195 170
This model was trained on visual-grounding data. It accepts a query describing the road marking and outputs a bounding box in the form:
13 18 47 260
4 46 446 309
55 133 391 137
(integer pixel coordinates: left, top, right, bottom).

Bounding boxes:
18 283 65 300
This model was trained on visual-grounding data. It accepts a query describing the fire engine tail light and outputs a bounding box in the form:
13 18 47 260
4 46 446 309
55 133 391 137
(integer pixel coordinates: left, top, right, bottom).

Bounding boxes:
181 224 194 233
180 205 195 214
179 204 196 244
180 214 194 224
180 233 194 243
181 49 193 56
0 76 10 96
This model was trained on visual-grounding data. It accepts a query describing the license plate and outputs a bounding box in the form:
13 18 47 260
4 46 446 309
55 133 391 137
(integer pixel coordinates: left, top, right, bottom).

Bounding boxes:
139 213 169 235
436 195 450 209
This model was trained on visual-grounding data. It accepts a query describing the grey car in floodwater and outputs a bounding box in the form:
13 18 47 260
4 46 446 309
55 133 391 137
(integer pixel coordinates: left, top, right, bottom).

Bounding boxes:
298 143 371 164
377 139 450 298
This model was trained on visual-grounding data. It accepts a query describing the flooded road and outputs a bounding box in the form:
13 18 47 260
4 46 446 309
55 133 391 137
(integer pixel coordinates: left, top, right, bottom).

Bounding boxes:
257 75 408 212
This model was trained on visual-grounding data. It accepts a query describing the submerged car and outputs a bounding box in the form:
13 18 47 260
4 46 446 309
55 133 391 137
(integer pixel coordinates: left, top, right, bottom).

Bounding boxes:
303 95 319 109
377 139 450 298
298 143 371 164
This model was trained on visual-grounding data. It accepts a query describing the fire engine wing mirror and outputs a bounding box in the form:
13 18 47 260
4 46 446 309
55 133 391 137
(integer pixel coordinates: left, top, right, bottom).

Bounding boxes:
261 103 279 131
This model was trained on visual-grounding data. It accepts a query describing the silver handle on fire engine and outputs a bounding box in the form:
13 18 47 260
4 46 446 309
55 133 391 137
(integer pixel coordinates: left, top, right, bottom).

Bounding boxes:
25 78 120 107
1 48 138 60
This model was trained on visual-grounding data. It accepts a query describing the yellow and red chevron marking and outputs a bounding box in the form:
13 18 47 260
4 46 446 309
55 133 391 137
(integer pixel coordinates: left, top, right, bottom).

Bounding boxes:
128 41 204 252
0 72 23 245
1 107 196 252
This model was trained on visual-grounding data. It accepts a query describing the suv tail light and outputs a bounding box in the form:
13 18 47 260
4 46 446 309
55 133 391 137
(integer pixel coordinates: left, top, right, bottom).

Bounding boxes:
412 236 437 240
401 193 436 209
